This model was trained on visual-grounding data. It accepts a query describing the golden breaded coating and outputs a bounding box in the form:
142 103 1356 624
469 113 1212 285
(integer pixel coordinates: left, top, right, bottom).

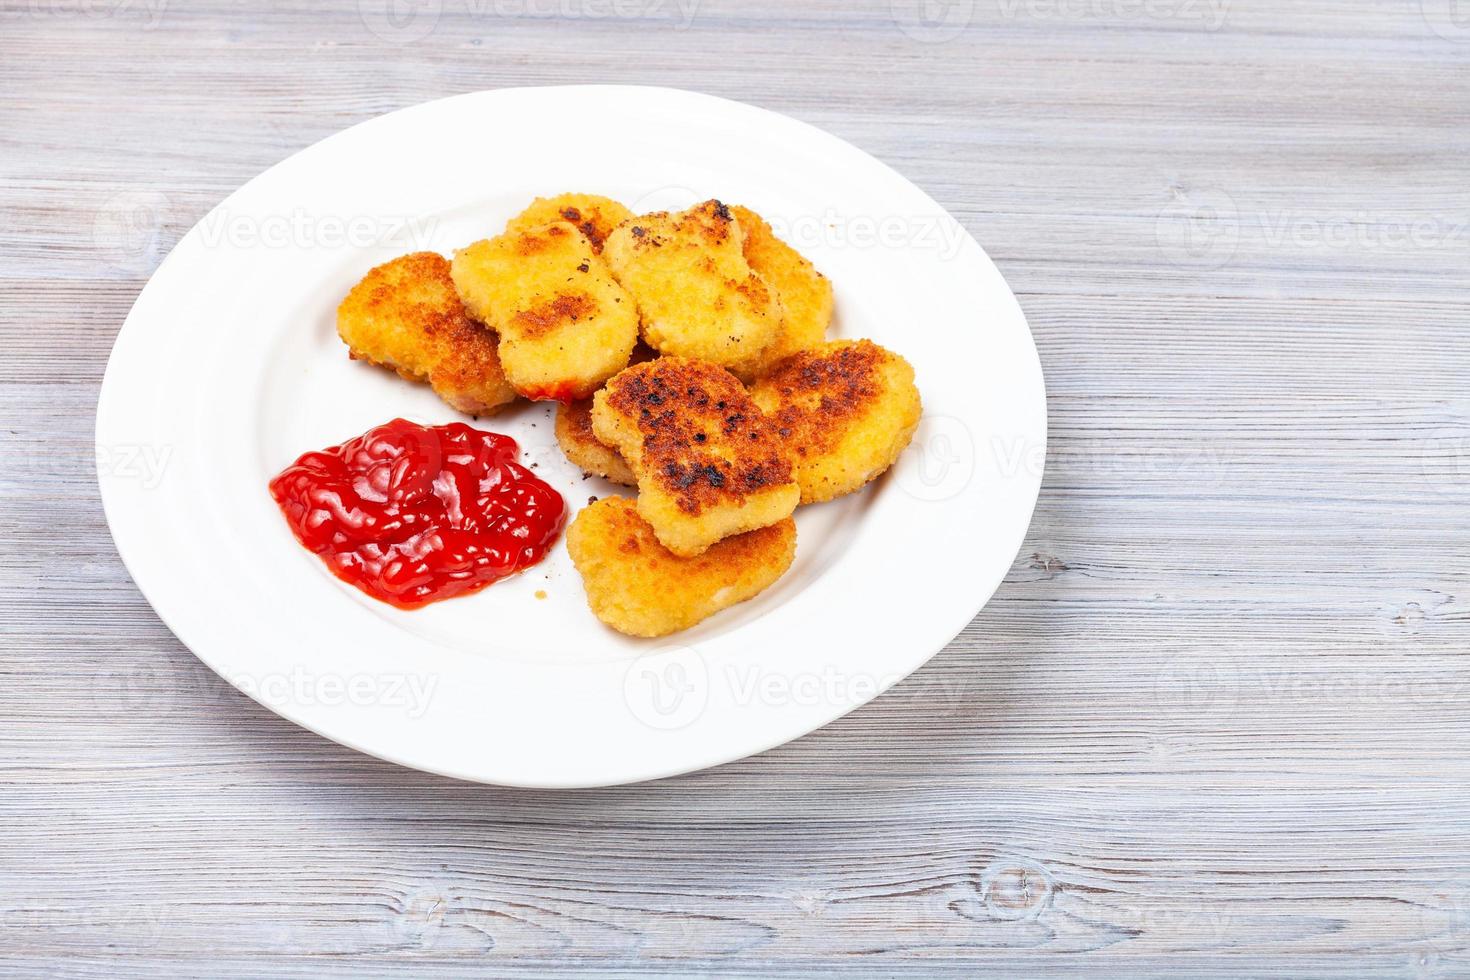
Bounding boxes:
505 194 634 253
568 497 796 637
602 200 783 379
551 345 656 484
749 340 923 504
731 206 834 374
336 252 517 416
592 357 799 557
451 222 639 402
555 399 636 486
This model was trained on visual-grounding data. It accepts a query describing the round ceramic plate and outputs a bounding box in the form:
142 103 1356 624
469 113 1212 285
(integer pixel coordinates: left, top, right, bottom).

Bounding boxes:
96 86 1046 788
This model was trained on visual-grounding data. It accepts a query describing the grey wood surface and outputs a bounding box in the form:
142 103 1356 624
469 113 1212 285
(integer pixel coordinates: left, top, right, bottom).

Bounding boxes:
3 0 1469 976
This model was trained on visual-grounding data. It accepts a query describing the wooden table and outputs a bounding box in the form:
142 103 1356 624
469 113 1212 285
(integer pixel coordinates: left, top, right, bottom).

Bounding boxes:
4 1 1468 975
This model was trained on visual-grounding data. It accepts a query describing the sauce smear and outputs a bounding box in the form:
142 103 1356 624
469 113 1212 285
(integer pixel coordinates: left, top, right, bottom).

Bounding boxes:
269 419 565 609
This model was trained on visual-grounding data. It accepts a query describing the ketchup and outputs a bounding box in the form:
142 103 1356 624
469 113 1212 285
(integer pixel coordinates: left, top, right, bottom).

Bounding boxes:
268 419 565 609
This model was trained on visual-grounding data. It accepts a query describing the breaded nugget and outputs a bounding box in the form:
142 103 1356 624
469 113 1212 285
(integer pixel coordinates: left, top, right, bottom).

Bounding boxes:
749 340 922 504
555 399 636 486
336 252 517 416
505 193 634 253
592 357 799 557
602 200 783 379
731 205 834 373
568 497 796 637
451 222 639 402
552 345 655 484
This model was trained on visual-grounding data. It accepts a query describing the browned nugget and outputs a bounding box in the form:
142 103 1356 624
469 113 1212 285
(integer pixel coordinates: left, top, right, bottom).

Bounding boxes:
451 221 639 402
568 497 796 637
506 193 634 253
591 357 800 557
750 340 922 504
731 205 834 374
336 252 517 416
555 399 636 486
602 200 783 379
552 345 655 484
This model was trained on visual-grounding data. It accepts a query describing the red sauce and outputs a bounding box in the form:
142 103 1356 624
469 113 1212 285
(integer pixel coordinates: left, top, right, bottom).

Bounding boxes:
269 419 565 609
520 381 582 404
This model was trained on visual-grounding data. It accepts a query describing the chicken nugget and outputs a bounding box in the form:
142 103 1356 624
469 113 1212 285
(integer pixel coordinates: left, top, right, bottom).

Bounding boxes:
505 193 633 253
731 205 834 374
568 497 796 637
592 357 799 557
336 252 517 416
451 221 639 402
552 345 656 484
602 200 783 379
749 340 922 504
555 399 636 486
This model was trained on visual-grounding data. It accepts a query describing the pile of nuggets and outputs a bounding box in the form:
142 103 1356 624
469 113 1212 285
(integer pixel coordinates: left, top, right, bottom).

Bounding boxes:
337 193 922 637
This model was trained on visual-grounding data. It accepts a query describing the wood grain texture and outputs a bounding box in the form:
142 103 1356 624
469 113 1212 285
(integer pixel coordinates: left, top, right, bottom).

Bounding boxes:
2 0 1469 975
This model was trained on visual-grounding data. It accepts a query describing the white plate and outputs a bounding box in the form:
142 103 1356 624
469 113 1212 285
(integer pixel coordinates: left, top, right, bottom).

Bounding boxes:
96 86 1046 788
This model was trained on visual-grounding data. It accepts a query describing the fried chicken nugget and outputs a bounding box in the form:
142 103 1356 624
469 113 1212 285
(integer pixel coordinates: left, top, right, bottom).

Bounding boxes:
568 497 796 637
451 222 639 402
555 399 636 486
749 340 923 504
602 200 783 379
336 252 517 416
505 193 633 253
592 357 800 558
552 345 656 485
731 206 834 374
